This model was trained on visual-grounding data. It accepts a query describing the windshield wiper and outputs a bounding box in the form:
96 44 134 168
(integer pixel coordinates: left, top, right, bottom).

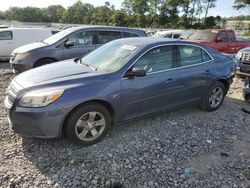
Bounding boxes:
80 62 97 71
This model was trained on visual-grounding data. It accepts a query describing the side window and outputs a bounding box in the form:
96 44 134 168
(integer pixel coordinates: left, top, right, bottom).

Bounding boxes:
66 31 93 47
229 31 236 42
218 31 228 41
178 45 211 67
173 34 180 39
123 32 139 38
0 31 13 40
96 31 122 44
133 46 173 73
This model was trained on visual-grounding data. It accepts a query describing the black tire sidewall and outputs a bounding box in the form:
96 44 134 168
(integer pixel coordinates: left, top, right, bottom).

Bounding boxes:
202 81 226 111
65 103 111 145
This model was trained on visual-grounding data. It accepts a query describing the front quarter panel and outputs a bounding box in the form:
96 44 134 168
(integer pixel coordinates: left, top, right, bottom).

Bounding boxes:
53 75 122 123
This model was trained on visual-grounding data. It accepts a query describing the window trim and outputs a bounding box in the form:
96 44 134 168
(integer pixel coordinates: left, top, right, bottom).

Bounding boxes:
0 31 13 40
122 43 214 79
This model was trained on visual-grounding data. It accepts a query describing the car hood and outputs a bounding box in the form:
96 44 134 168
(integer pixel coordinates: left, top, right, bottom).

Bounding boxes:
14 59 107 89
13 42 48 54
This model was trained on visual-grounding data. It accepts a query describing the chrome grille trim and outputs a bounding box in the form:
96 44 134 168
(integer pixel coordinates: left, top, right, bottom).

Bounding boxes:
242 53 250 63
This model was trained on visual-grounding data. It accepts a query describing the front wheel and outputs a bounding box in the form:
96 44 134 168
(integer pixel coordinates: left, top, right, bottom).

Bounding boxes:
65 103 111 145
201 81 226 111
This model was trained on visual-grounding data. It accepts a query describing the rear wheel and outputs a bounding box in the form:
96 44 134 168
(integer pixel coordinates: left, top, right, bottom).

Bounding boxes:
201 81 226 111
34 58 55 68
65 103 111 145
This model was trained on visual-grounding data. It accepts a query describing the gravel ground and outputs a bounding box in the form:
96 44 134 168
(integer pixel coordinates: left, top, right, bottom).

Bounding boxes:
0 63 250 188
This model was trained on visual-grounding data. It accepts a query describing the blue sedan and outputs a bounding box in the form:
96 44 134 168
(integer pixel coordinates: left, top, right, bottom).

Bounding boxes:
5 38 235 145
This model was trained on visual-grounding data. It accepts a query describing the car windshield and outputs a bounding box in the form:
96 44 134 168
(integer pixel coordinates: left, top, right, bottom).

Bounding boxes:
43 29 72 44
189 31 217 41
80 41 141 72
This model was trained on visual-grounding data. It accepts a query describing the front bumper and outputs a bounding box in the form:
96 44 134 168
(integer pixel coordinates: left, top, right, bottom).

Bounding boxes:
5 98 67 138
235 62 250 78
9 56 33 73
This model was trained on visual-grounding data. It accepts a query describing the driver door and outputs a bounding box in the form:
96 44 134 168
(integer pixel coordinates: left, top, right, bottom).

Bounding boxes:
63 31 95 59
121 45 182 120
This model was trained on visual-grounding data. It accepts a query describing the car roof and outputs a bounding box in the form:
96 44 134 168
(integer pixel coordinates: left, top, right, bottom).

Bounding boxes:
65 25 145 33
114 37 205 48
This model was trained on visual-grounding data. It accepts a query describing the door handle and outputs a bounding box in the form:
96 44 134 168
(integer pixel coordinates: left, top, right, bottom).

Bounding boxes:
165 78 173 83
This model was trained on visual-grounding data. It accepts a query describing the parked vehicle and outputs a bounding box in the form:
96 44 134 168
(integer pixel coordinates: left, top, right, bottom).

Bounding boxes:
188 29 250 54
235 47 250 78
153 30 193 39
5 38 235 145
0 24 9 29
9 26 147 73
0 28 52 60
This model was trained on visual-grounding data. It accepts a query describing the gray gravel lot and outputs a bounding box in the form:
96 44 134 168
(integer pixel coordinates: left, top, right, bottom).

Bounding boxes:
0 63 250 188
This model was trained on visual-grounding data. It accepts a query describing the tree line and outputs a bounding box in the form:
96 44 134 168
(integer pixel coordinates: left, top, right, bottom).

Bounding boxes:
0 0 249 29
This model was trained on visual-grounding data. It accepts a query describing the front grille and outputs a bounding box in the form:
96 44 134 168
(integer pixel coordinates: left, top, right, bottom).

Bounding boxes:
242 53 250 63
10 53 16 62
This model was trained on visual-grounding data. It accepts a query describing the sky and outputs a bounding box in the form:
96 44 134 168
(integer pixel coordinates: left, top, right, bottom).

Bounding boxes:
0 0 246 18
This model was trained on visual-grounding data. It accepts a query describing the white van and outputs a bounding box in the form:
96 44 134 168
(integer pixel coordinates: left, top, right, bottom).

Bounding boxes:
0 28 52 60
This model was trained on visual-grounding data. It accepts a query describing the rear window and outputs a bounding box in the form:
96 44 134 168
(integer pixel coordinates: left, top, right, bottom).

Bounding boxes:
178 45 212 67
0 31 13 40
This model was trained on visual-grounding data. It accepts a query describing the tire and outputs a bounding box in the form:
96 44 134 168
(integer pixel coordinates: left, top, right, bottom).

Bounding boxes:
201 81 226 111
34 58 55 68
65 103 111 145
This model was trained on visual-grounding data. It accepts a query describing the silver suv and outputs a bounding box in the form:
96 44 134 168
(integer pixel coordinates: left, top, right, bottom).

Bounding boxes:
10 26 147 73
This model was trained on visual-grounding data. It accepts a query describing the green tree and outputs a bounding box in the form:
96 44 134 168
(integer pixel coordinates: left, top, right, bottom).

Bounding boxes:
203 0 217 21
62 1 94 24
159 0 181 28
0 11 6 20
112 10 127 26
233 0 250 14
204 16 216 28
122 0 150 27
91 5 114 25
46 5 65 23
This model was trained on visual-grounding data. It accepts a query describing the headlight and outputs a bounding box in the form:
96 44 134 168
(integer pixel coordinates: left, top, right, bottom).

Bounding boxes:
20 89 64 107
235 51 243 60
15 53 29 61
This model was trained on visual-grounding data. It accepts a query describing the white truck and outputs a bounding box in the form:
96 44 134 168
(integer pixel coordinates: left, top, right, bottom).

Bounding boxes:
0 28 52 60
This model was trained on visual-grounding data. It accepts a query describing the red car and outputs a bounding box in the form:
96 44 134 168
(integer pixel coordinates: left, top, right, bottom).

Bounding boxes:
189 29 250 54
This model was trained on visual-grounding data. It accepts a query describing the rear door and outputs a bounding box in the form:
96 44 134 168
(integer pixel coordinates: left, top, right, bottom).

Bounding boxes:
63 30 95 59
174 45 215 102
0 30 15 58
95 30 122 49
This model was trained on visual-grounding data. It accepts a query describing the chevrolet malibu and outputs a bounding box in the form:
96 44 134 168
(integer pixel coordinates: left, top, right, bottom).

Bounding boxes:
5 38 235 145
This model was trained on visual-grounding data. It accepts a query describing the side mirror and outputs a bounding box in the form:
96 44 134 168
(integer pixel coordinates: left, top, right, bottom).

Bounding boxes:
125 67 146 78
216 37 223 43
64 41 74 48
